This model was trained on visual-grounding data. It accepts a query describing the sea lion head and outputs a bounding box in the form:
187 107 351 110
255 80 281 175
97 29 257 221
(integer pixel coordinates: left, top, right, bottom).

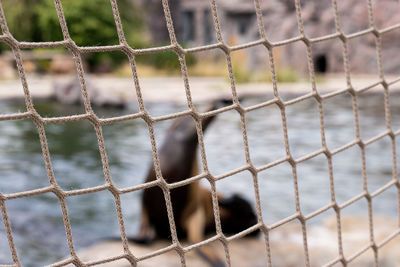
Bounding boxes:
167 99 235 144
169 111 216 144
218 194 259 236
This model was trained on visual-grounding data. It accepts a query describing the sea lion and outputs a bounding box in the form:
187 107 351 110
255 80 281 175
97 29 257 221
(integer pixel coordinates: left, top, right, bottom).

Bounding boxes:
134 100 258 266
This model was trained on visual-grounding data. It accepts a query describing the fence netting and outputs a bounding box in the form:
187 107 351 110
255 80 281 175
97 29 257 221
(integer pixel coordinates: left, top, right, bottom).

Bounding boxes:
0 0 400 266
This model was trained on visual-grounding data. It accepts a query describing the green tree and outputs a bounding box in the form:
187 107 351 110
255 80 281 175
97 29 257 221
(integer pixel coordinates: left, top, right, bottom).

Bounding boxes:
1 0 145 70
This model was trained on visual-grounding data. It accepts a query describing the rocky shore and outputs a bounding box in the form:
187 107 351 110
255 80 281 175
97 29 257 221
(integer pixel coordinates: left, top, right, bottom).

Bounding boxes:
69 215 400 267
0 74 398 106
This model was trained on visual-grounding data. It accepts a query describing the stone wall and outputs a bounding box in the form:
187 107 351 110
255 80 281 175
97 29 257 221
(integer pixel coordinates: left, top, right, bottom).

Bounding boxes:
272 0 400 75
135 0 400 75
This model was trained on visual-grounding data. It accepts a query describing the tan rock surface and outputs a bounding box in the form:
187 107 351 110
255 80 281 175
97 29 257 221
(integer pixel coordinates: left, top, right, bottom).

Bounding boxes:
71 215 400 266
0 74 398 103
72 238 266 267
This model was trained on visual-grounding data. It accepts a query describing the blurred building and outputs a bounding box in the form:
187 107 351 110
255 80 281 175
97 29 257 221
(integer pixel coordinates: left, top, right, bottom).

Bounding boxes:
179 0 266 46
134 0 267 46
134 0 400 75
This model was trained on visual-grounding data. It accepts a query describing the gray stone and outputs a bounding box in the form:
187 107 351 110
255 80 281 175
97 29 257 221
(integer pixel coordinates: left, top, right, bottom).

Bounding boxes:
53 77 126 108
50 54 76 74
0 58 16 80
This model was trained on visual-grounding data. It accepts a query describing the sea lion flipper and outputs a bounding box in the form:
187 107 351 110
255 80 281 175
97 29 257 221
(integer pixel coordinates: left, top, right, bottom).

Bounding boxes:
185 206 226 266
196 247 226 267
128 224 156 245
127 233 154 245
131 208 156 245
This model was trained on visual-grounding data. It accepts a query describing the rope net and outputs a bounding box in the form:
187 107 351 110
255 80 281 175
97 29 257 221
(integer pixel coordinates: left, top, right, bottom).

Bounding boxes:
0 0 399 266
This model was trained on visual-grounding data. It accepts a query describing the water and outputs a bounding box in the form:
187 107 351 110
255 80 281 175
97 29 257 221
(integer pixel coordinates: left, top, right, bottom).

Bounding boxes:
0 92 400 266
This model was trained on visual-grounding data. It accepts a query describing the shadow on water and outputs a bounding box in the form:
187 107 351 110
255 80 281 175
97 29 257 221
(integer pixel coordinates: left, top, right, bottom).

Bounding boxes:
0 93 399 266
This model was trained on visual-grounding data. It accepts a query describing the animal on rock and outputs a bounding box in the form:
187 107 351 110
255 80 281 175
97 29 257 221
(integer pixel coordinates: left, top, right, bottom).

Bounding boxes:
133 100 259 267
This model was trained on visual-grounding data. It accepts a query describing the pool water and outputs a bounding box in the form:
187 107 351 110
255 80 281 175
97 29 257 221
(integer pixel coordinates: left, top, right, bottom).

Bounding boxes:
0 92 399 266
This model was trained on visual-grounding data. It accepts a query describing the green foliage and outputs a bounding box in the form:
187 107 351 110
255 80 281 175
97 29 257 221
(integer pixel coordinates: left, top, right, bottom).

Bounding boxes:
149 51 181 71
136 48 197 73
232 66 252 83
231 67 299 84
2 0 145 70
276 68 298 83
36 59 51 72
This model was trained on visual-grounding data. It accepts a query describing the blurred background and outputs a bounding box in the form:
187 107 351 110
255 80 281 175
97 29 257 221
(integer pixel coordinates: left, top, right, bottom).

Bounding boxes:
0 0 399 81
0 0 400 266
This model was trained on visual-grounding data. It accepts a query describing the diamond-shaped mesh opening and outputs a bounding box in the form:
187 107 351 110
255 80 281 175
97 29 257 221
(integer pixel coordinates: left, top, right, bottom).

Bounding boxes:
21 47 73 75
372 186 399 241
171 178 217 244
262 0 299 42
286 97 322 159
348 247 375 267
115 0 147 48
170 3 217 47
18 47 90 117
203 109 247 177
60 0 120 46
297 154 331 215
322 92 355 150
311 37 347 92
0 119 48 194
347 33 380 87
2 0 63 42
120 189 143 238
228 235 269 267
7 192 69 266
259 162 296 224
381 28 400 77
273 41 311 101
365 136 393 193
372 0 400 30
377 234 400 266
135 52 190 117
336 0 370 35
332 145 364 205
187 48 232 103
301 0 336 39
340 199 370 259
184 239 227 266
0 42 25 112
215 0 261 46
80 50 137 117
216 171 258 237
133 1 170 47
151 114 210 183
66 190 123 249
305 209 339 266
0 41 17 79
269 219 307 267
357 85 386 141
103 118 152 189
45 120 105 191
232 45 275 105
246 103 286 168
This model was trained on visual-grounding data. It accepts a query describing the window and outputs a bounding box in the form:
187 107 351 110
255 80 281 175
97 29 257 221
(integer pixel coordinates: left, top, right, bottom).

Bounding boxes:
182 11 195 43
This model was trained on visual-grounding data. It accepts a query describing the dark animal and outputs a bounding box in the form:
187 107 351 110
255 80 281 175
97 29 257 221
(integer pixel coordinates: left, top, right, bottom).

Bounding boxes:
134 100 258 266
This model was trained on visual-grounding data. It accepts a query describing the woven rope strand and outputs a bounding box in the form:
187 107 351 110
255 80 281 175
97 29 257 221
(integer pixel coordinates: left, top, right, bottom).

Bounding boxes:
0 0 398 266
